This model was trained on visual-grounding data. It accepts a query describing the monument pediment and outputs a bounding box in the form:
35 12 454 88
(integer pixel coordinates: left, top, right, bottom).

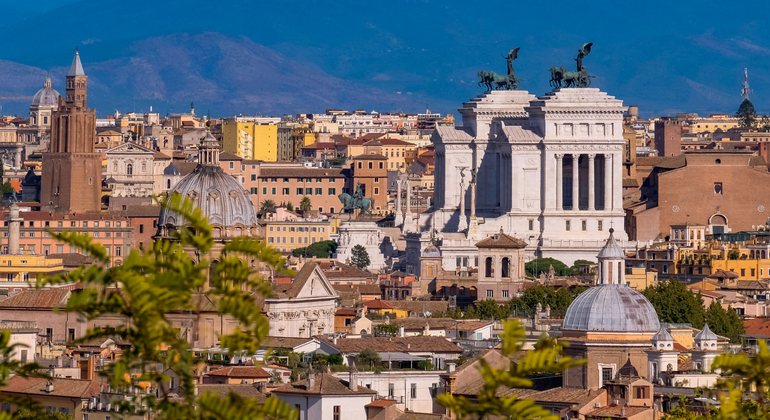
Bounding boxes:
106 142 155 155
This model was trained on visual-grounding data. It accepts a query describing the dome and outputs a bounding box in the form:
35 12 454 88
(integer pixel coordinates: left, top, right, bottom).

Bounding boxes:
597 228 625 259
163 162 180 176
31 76 60 108
694 323 718 341
158 128 258 235
422 245 441 257
563 284 660 332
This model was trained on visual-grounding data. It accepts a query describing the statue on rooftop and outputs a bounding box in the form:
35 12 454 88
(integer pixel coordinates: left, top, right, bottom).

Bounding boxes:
477 48 522 91
549 43 595 88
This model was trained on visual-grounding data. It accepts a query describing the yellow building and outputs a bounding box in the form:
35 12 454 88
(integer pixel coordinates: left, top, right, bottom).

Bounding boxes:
222 121 278 161
675 239 770 281
689 115 740 134
379 138 417 172
625 267 658 291
0 253 65 288
264 219 331 253
291 125 317 159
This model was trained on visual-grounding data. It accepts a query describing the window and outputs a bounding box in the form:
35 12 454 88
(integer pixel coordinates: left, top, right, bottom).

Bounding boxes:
127 164 133 175
329 188 336 195
502 290 509 298
598 220 603 231
411 383 417 399
44 245 50 256
229 162 234 169
20 350 27 363
529 220 534 231
71 221 76 227
333 405 340 420
268 237 274 243
752 268 756 277
741 268 746 277
1 403 9 412
283 188 289 195
46 328 53 342
486 290 494 298
271 178 277 182
374 187 379 195
663 265 668 273
714 182 723 195
116 246 122 257
565 220 571 231
315 188 322 195
635 386 648 399
374 177 379 183
368 162 373 169
58 221 63 227
306 188 312 195
83 221 88 227
251 187 258 195
139 225 144 234
93 232 99 238
57 245 63 254
582 220 587 231
601 367 613 385
379 162 384 169
251 174 256 181
388 383 394 397
358 162 362 169
68 328 75 342
271 187 277 195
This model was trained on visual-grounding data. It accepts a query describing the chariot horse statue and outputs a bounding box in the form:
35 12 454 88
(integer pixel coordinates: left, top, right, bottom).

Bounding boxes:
338 182 375 217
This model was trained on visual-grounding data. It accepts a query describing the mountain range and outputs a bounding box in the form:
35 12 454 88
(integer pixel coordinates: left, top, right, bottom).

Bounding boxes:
0 0 769 118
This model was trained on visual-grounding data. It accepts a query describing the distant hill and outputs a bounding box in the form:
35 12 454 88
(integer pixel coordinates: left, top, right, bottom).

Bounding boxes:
0 32 453 117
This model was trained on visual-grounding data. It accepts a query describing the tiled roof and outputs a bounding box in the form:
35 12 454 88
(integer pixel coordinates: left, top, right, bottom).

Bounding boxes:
322 262 376 279
335 308 358 316
2 377 100 399
366 399 397 408
586 405 651 419
387 300 448 314
364 299 395 310
175 162 199 176
455 321 494 331
395 413 451 420
258 167 344 179
272 373 377 395
271 262 318 298
207 366 271 379
475 231 528 249
744 318 770 337
195 384 267 403
46 253 96 268
122 205 162 218
261 336 316 350
352 154 388 160
0 289 71 309
153 151 171 159
219 152 243 161
303 142 337 150
319 336 462 353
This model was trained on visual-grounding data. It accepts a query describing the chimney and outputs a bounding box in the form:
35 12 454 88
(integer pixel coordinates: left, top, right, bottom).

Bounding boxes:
7 203 21 255
446 362 456 373
255 381 266 394
45 382 54 393
349 369 358 392
307 372 316 390
333 336 338 345
620 406 626 417
399 326 405 337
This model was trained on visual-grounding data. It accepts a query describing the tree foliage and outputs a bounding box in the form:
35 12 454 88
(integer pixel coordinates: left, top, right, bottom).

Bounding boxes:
299 196 312 212
350 245 371 270
437 320 584 420
356 347 381 370
374 323 399 337
524 258 591 277
11 409 73 420
258 199 276 217
291 240 338 258
643 279 705 329
705 301 745 343
736 99 757 128
40 193 296 420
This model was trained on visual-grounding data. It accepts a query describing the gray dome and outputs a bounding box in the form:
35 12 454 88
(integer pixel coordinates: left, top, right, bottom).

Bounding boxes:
597 228 625 259
159 166 258 231
422 245 441 257
31 76 60 107
163 162 180 176
563 284 660 332
694 324 718 341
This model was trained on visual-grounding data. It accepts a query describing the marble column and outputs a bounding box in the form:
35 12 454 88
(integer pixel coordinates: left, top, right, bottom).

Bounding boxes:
468 181 478 239
394 179 403 226
457 179 468 232
571 154 580 211
604 154 612 211
587 154 596 211
555 154 563 211
403 181 413 233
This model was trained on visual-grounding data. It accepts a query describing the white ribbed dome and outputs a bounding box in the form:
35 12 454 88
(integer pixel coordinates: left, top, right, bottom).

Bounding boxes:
563 284 660 332
31 76 60 107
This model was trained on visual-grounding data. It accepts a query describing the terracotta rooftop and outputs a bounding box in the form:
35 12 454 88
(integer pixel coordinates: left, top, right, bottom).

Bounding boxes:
352 153 388 160
744 318 770 337
387 300 448 314
303 142 337 150
0 289 71 309
364 299 395 310
366 399 397 408
219 152 242 161
195 384 267 403
586 405 651 419
272 373 377 395
2 377 100 399
261 336 316 350
318 336 463 353
475 230 528 249
271 262 330 299
207 366 271 379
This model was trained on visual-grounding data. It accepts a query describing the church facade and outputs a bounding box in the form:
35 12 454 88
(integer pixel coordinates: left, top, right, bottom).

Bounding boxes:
408 88 629 272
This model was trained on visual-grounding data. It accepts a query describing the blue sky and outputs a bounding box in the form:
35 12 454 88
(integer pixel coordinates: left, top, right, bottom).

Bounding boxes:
1 0 769 117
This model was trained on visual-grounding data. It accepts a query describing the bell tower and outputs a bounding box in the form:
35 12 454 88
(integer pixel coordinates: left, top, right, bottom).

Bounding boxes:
41 49 102 213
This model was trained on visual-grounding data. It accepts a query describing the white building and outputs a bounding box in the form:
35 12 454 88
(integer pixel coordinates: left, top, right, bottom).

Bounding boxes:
334 370 443 413
272 373 377 420
408 88 629 270
105 142 156 197
265 262 339 338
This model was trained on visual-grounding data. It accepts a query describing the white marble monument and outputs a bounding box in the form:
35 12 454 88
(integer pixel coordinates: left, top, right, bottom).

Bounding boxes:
407 88 630 274
336 221 387 270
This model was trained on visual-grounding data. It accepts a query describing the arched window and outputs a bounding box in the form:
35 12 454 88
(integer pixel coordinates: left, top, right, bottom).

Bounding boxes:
501 257 510 278
485 257 494 278
126 164 133 175
166 179 171 189
208 261 219 288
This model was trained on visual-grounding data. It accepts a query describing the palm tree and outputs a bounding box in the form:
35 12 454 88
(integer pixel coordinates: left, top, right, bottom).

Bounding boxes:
258 199 276 217
299 196 312 212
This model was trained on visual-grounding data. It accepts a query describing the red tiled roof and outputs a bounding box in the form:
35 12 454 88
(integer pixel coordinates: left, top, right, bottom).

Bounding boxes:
0 289 71 309
366 399 397 408
2 377 100 399
272 373 377 395
586 405 651 419
674 343 689 353
303 142 337 150
318 336 463 353
364 299 395 310
744 318 770 337
207 366 271 379
377 138 413 146
475 231 528 249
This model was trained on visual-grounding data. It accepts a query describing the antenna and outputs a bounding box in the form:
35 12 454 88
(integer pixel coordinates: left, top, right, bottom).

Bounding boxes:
742 67 752 100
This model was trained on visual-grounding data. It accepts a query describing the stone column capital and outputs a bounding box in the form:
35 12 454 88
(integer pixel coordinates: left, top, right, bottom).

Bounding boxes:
587 153 597 160
571 153 581 159
555 153 564 160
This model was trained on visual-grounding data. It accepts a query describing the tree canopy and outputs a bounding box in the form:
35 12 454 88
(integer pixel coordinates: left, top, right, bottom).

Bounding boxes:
704 301 745 343
350 245 371 270
737 98 757 128
258 199 276 217
356 347 381 370
291 240 338 258
299 196 312 212
524 258 592 277
643 279 705 328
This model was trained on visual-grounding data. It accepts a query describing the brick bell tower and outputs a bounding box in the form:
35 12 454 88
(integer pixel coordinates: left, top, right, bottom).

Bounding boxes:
41 48 102 213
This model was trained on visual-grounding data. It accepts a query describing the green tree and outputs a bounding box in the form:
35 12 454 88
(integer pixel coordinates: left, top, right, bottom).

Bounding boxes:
416 359 435 370
760 115 770 133
728 250 740 260
299 196 312 212
0 182 14 194
356 347 381 370
704 301 745 343
437 320 584 420
258 199 276 217
40 193 296 420
524 258 572 277
327 354 344 366
736 98 757 128
285 202 294 212
11 409 73 420
374 323 399 337
291 240 338 258
467 299 509 320
350 245 371 270
643 279 705 328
